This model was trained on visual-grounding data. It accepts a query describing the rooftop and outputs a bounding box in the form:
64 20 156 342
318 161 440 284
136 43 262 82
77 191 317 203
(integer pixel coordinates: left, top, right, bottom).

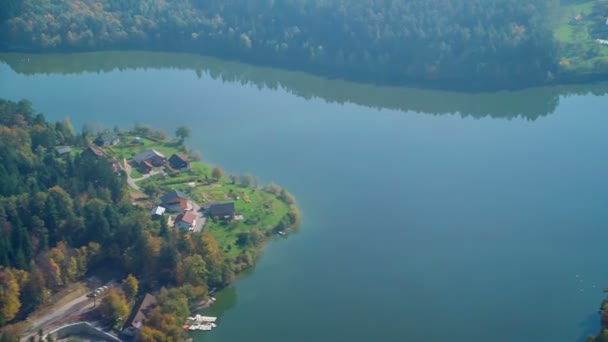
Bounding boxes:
86 145 105 157
170 153 190 163
133 149 166 163
209 202 235 218
55 146 72 154
126 293 157 329
176 211 197 225
151 206 165 216
160 190 189 203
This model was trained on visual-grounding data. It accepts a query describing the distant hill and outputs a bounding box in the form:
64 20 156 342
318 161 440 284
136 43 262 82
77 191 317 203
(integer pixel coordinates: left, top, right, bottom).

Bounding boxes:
0 0 567 90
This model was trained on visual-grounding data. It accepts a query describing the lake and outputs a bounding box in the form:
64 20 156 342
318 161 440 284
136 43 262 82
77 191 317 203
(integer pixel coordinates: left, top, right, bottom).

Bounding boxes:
1 51 608 342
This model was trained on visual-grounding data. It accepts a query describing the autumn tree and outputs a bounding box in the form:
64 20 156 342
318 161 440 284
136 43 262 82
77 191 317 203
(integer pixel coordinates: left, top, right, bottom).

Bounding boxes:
279 189 296 205
211 167 224 181
178 255 207 287
23 265 47 308
239 174 254 187
0 269 21 326
146 308 182 341
264 183 282 195
196 233 234 287
191 151 201 161
135 326 166 342
122 274 139 302
99 288 129 326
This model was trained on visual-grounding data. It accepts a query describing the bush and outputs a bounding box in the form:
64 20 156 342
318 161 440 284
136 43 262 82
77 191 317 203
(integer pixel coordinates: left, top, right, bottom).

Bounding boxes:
263 183 282 195
279 189 296 205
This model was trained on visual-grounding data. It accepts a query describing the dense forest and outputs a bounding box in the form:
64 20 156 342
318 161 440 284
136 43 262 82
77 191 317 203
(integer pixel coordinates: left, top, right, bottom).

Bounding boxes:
0 99 237 341
0 0 561 89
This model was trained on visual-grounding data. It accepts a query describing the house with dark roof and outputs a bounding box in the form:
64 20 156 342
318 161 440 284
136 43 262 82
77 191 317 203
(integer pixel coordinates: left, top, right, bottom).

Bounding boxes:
209 202 235 221
133 149 166 167
160 190 192 213
169 153 191 171
83 145 105 158
174 211 197 231
94 133 120 147
122 293 157 337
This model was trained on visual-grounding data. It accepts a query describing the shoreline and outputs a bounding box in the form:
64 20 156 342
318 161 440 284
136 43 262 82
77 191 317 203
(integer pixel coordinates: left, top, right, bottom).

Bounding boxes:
114 131 301 272
2 47 606 94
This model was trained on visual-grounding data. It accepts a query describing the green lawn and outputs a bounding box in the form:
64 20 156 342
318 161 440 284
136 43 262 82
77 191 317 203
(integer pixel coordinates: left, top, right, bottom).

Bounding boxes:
130 168 143 179
188 184 290 257
553 0 608 73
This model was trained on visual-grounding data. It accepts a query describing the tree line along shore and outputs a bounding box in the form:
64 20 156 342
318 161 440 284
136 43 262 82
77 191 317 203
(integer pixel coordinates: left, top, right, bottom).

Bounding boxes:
0 99 299 341
2 0 608 90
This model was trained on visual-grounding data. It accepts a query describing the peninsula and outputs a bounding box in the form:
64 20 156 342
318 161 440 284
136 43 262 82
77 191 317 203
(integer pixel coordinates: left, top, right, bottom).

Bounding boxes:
0 99 299 341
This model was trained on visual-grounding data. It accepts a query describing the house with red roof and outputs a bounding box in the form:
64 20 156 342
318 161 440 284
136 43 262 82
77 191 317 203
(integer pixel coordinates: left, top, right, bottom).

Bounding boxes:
174 211 197 231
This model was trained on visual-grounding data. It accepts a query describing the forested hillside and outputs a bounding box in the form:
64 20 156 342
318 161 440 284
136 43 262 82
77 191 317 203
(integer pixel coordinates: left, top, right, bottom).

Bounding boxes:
0 0 560 89
0 99 235 340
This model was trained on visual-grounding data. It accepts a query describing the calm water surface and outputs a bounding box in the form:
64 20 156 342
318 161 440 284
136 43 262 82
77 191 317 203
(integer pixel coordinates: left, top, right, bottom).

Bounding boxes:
1 52 608 342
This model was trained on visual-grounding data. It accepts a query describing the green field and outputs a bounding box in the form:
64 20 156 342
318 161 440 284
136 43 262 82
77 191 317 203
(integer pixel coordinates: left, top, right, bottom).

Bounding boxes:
554 0 608 74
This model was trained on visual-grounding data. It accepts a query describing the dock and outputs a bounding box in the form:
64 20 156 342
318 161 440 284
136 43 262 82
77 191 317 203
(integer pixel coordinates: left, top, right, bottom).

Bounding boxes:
184 314 219 331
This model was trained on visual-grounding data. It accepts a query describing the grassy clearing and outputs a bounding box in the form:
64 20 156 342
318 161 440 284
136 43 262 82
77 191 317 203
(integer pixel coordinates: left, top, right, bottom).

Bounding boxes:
554 1 595 43
554 0 608 74
203 186 290 257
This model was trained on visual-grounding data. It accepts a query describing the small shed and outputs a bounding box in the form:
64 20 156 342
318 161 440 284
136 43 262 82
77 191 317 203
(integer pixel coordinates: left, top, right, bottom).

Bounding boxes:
55 146 72 156
150 206 166 220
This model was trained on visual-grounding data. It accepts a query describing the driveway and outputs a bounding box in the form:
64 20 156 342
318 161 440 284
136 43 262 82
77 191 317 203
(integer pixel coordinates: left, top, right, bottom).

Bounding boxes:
124 160 165 192
190 202 207 233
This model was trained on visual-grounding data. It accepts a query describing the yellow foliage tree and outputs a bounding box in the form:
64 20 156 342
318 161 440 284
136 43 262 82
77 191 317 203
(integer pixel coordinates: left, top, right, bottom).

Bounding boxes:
0 269 22 326
100 288 129 326
135 326 167 342
122 274 139 302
